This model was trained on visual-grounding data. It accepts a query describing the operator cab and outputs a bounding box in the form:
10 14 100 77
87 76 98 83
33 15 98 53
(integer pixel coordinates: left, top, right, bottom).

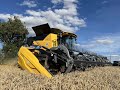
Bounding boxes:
60 32 77 50
61 34 77 50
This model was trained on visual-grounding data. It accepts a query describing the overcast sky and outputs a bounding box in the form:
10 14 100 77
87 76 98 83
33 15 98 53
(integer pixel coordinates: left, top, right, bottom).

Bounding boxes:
0 0 120 61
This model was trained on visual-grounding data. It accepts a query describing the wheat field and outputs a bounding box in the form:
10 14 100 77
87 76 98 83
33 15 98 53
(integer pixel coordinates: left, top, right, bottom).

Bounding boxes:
0 60 120 90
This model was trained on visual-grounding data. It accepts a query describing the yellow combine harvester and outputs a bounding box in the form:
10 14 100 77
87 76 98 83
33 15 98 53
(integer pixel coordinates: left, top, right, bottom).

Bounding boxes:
18 23 111 78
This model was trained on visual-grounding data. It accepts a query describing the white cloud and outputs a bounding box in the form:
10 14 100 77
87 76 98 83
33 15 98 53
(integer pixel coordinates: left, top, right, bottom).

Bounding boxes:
110 55 119 57
0 0 86 35
54 24 74 32
20 0 37 8
55 8 77 16
81 44 95 49
24 0 86 33
80 34 120 55
96 39 114 44
51 0 62 4
0 14 13 21
26 10 41 16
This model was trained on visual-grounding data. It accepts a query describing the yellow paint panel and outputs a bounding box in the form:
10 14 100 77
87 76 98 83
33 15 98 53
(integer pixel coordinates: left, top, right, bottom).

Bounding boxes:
33 33 58 49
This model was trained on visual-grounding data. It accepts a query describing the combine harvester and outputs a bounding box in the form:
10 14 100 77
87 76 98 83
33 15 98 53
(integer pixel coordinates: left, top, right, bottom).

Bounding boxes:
18 23 111 78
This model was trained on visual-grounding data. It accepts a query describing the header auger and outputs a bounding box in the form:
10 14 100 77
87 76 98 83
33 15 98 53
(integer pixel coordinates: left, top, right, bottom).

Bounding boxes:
18 23 111 78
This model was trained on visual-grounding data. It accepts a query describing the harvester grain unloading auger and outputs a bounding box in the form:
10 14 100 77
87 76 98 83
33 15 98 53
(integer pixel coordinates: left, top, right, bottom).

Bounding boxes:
18 23 112 78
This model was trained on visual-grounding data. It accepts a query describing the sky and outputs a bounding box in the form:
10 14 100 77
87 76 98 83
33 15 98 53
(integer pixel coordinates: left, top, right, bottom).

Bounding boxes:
0 0 120 61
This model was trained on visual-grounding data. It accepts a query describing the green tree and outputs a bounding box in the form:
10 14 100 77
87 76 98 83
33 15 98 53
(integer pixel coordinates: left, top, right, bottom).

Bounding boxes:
0 16 28 58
